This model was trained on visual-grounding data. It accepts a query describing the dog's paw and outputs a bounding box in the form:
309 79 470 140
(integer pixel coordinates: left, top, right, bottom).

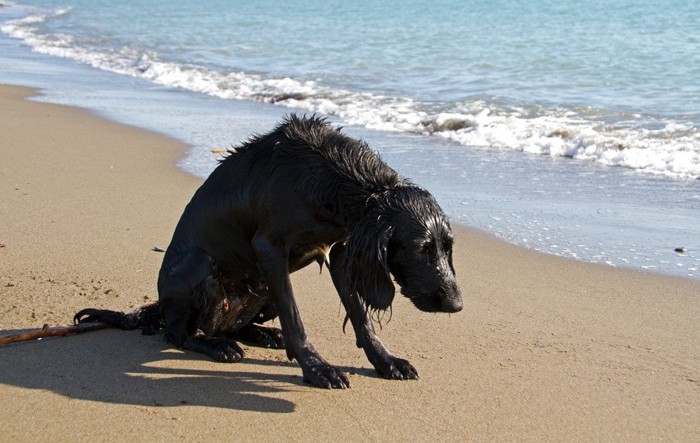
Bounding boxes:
256 326 286 349
186 336 245 363
302 363 350 389
376 356 419 380
237 324 285 349
212 341 245 363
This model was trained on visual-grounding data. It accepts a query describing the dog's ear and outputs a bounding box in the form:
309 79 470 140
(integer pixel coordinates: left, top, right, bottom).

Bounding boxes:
345 213 395 310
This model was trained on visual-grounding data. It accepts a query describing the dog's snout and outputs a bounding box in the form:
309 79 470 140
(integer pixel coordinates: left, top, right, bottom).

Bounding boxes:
439 278 462 313
441 295 463 313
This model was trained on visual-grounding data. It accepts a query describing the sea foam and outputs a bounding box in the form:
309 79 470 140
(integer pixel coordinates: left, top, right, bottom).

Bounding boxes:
3 5 699 180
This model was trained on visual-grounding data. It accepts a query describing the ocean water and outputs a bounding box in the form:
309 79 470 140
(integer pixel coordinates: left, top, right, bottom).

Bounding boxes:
1 0 699 279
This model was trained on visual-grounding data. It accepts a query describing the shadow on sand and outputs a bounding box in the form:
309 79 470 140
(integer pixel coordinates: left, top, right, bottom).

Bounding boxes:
0 328 310 413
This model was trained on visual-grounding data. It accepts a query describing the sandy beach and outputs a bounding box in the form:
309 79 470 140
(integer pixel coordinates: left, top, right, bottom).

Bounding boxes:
1 84 698 441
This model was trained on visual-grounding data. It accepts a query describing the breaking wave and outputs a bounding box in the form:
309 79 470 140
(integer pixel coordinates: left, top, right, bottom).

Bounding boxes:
3 5 699 179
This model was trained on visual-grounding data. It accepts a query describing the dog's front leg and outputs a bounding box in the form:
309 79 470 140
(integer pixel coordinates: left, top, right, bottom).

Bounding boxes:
329 244 419 380
252 234 350 389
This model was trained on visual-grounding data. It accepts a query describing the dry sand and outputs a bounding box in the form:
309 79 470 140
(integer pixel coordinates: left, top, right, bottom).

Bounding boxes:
1 84 698 441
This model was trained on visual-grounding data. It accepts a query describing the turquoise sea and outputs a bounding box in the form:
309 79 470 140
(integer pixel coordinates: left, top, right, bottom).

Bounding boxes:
1 0 699 278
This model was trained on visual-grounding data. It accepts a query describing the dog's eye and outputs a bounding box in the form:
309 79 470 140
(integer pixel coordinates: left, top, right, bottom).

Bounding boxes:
443 236 454 252
416 241 433 254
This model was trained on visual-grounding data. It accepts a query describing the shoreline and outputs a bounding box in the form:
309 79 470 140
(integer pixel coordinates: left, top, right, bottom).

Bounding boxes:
1 84 699 441
1 2 699 280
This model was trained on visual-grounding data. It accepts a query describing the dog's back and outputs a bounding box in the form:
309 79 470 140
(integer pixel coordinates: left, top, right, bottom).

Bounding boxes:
163 116 403 273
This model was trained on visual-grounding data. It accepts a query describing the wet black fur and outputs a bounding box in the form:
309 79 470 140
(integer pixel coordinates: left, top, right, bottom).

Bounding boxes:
75 115 462 389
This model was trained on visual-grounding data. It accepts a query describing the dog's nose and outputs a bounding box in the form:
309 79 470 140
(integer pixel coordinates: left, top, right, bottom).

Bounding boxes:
441 295 463 313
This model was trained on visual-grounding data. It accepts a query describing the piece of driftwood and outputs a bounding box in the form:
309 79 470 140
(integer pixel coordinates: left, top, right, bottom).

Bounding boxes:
0 321 109 345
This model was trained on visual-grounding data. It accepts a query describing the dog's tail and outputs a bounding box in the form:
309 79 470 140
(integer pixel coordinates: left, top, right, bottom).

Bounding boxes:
73 303 164 335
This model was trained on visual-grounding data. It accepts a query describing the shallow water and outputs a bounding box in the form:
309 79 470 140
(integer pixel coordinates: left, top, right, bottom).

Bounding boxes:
3 0 699 178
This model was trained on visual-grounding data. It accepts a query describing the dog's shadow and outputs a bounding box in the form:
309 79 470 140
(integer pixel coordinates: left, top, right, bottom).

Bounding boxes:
0 328 348 413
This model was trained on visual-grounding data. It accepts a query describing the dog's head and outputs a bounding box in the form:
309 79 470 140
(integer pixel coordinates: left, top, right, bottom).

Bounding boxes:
346 186 462 314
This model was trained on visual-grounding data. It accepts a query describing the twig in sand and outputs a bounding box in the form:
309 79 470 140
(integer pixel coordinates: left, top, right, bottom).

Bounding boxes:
0 322 109 345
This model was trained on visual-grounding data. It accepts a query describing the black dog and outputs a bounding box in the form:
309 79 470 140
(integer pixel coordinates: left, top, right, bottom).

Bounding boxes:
75 115 462 389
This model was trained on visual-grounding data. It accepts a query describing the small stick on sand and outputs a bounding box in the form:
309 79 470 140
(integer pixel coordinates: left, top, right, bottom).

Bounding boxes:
0 322 110 345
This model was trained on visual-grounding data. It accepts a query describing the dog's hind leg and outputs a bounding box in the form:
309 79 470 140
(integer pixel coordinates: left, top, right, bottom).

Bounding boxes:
329 244 419 380
158 248 244 362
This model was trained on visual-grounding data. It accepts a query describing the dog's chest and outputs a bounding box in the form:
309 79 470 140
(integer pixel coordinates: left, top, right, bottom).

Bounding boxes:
216 291 270 333
286 222 347 270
